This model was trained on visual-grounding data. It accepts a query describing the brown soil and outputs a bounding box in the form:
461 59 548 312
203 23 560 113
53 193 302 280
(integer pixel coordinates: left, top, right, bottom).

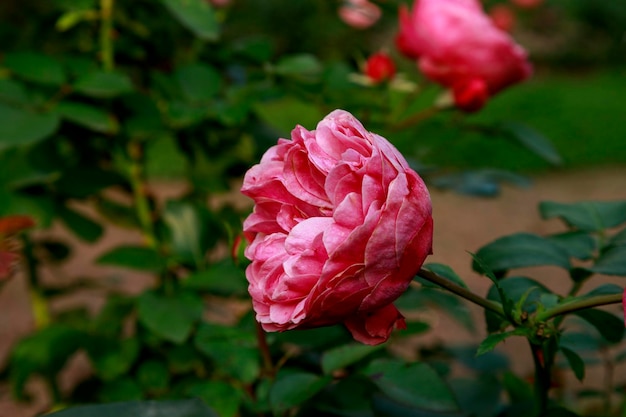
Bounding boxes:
1 166 625 417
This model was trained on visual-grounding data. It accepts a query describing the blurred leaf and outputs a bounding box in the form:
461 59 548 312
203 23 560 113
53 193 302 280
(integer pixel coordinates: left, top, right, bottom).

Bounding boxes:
137 290 203 344
539 407 581 417
420 263 468 289
447 345 510 373
56 101 119 133
57 205 103 243
87 338 139 381
4 52 66 86
365 359 459 412
73 70 133 98
194 323 260 383
371 395 467 417
166 101 207 128
539 200 626 232
449 374 502 417
499 121 562 165
232 36 274 63
48 399 219 417
137 360 170 393
588 245 626 276
560 332 603 353
578 283 624 298
431 169 530 197
93 197 140 229
269 371 331 414
473 233 571 273
476 328 527 356
573 309 624 344
253 97 324 135
396 287 475 332
163 200 216 266
315 374 377 417
321 343 384 375
0 190 55 228
273 54 322 79
547 231 596 260
183 259 248 296
97 246 166 272
175 64 221 103
274 325 350 350
99 378 143 402
54 167 126 198
560 347 585 381
472 254 516 323
0 103 59 150
186 381 242 417
56 9 99 31
502 371 534 404
161 0 219 41
0 79 29 105
166 345 203 374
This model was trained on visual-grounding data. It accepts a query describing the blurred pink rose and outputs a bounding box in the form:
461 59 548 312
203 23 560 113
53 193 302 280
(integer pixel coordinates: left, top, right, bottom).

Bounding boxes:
242 110 433 345
510 0 543 9
395 0 532 111
0 215 35 281
364 51 396 83
489 4 516 32
339 0 382 29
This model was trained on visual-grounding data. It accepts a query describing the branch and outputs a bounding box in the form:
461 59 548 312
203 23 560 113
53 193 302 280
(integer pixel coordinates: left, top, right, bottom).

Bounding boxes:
537 293 623 322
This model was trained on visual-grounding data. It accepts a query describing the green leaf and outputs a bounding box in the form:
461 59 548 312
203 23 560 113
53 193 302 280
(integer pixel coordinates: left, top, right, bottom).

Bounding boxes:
499 121 562 165
161 0 219 41
4 52 66 86
396 287 475 332
321 343 384 375
502 371 534 404
269 371 331 413
183 259 247 296
175 64 221 103
0 79 29 105
573 309 624 344
365 359 459 412
186 381 242 417
56 101 119 133
560 347 585 381
99 378 143 402
471 254 515 322
539 407 581 417
97 246 166 272
47 399 219 417
547 231 596 260
476 329 527 356
420 263 468 289
137 290 204 344
589 245 626 276
473 233 571 273
0 190 55 228
137 360 170 393
273 54 322 79
610 227 626 246
87 338 139 381
57 205 104 243
449 375 502 417
0 103 59 150
252 97 325 135
539 200 626 232
194 323 260 383
73 70 133 98
579 283 624 298
163 200 217 266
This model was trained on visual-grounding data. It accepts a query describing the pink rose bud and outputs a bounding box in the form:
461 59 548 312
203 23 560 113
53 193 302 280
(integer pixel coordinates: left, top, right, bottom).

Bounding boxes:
365 52 397 83
241 110 433 345
510 0 543 9
489 4 516 32
395 0 532 111
339 0 382 29
453 78 489 112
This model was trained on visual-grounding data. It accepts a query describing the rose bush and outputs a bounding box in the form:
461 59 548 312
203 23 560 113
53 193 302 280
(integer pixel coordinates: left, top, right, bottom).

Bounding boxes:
395 0 532 111
241 110 433 345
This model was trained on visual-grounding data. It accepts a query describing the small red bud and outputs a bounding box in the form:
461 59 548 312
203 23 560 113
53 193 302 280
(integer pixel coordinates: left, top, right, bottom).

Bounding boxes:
364 52 396 84
453 79 489 112
510 0 544 9
489 5 516 32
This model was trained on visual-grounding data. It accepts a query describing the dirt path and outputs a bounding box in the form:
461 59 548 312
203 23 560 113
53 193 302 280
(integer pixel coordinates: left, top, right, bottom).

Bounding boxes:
1 166 625 416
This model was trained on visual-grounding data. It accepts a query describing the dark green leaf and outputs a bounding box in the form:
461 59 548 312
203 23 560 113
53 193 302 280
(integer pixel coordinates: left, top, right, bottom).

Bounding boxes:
56 101 119 133
253 97 324 135
98 378 143 402
420 263 468 289
0 190 55 228
4 52 66 86
560 347 585 381
365 359 459 412
163 200 217 266
47 399 219 417
57 205 103 243
273 54 322 78
183 259 247 296
449 375 502 417
539 407 581 417
476 329 527 356
175 64 221 103
73 70 133 98
447 346 510 373
610 227 626 246
87 338 139 381
321 343 384 374
54 167 126 198
0 103 59 150
269 371 331 413
539 200 626 232
166 101 207 128
396 287 475 332
185 381 242 417
573 309 624 344
194 323 260 383
499 121 562 165
471 254 515 324
137 360 170 393
547 231 596 260
161 0 219 41
502 371 534 404
137 290 204 344
473 233 571 273
560 332 603 353
589 245 626 276
580 284 624 298
431 169 530 197
0 79 29 105
97 246 166 272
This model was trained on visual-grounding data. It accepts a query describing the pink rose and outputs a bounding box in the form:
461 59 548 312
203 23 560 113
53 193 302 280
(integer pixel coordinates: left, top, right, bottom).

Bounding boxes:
241 110 433 345
396 0 532 111
338 0 382 29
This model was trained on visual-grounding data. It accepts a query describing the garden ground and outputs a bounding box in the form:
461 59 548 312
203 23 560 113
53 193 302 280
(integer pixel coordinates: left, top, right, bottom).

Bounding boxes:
1 165 625 417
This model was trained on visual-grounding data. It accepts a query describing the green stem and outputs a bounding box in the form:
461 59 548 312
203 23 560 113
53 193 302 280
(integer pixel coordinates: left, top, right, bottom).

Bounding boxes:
21 235 50 329
416 268 506 317
100 0 115 71
537 293 622 322
127 141 156 248
529 341 550 415
256 321 275 378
